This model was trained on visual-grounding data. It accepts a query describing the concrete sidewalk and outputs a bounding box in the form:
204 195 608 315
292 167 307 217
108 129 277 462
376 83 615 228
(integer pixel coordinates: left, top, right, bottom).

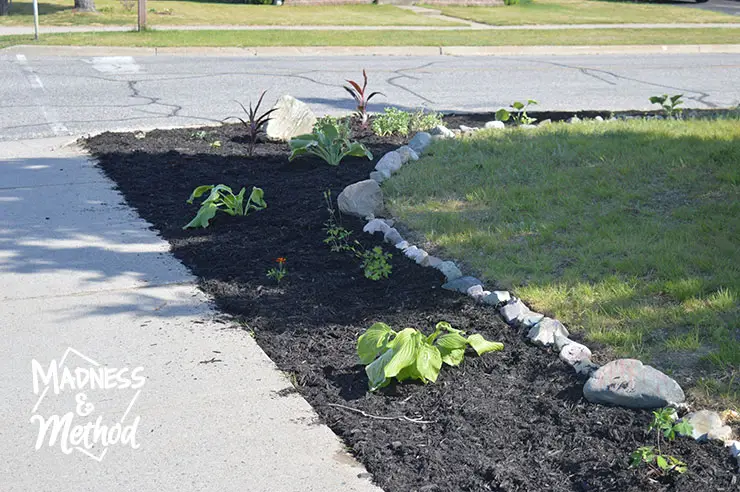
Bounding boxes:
0 137 380 492
1 21 738 36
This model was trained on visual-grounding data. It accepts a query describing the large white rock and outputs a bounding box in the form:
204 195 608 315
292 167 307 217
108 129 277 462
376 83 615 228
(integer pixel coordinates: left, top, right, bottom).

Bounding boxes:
337 180 384 219
527 318 568 347
685 410 728 442
484 121 505 130
264 95 316 142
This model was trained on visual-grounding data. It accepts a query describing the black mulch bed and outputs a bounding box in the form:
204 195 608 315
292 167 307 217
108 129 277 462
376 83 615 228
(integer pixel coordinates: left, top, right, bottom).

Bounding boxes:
84 119 739 492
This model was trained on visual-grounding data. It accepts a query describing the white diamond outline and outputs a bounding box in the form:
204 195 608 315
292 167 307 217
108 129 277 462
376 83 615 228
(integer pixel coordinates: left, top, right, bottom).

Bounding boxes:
31 347 142 462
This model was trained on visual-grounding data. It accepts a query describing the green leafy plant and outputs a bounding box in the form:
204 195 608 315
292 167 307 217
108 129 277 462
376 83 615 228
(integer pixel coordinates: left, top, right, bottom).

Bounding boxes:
210 140 222 149
266 257 287 284
649 94 684 118
190 130 209 140
313 115 352 141
629 407 693 477
360 246 393 281
371 107 443 137
183 184 266 229
409 108 444 133
344 70 384 127
322 191 392 280
358 321 504 391
227 90 278 157
372 107 412 136
496 99 538 125
289 122 372 166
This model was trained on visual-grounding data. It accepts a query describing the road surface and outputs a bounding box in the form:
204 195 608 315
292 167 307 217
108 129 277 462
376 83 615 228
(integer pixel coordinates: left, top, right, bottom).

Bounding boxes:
1 52 739 141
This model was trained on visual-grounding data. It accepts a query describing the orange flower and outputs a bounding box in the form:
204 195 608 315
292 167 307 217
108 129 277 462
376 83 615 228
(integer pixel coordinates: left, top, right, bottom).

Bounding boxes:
276 257 286 264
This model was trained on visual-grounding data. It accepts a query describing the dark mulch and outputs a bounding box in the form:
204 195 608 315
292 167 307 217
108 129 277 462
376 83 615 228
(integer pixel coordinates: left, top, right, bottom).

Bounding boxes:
84 119 739 492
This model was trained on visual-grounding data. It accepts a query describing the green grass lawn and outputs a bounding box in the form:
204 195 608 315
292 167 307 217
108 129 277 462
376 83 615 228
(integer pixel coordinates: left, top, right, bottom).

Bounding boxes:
437 0 740 25
384 118 740 406
1 27 739 49
0 2 462 27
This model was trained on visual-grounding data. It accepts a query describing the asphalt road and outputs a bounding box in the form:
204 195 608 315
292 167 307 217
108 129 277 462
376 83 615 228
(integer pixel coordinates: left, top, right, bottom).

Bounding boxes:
683 0 740 15
1 52 739 141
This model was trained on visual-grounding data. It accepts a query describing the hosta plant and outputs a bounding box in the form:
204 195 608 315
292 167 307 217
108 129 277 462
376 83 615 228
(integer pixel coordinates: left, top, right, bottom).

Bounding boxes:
227 90 278 156
183 184 266 229
344 69 384 127
289 122 372 166
649 94 684 118
357 321 504 391
629 407 693 477
496 99 538 126
372 107 443 137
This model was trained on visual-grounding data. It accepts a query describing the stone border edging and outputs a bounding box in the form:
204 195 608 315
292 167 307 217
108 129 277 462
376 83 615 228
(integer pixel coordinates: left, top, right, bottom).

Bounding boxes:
335 121 740 469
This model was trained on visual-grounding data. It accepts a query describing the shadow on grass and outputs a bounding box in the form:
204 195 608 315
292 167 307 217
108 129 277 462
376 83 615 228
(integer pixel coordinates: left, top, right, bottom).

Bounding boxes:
2 2 74 16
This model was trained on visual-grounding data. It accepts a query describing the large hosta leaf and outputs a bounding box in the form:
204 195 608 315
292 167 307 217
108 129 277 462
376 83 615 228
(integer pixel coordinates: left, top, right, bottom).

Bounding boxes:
383 328 420 378
357 322 393 365
467 334 504 356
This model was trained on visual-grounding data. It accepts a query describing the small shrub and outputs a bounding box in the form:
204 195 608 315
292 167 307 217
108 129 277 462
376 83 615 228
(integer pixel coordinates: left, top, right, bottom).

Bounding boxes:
496 99 538 126
266 257 287 284
313 115 351 141
649 94 684 118
372 107 443 136
629 407 693 478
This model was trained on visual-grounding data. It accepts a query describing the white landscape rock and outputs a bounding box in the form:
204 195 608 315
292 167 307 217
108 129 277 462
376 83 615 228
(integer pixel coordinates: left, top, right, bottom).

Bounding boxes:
500 299 529 324
414 249 429 265
442 276 482 294
264 95 316 142
482 290 511 307
583 359 685 409
574 359 600 378
383 228 403 246
685 410 730 442
396 146 419 163
369 171 386 184
519 311 545 328
403 245 423 261
527 318 568 347
559 342 592 367
429 125 455 139
395 240 410 250
337 180 384 219
467 284 490 301
363 219 391 235
484 121 505 130
408 132 433 154
374 151 403 176
553 334 573 352
436 261 463 282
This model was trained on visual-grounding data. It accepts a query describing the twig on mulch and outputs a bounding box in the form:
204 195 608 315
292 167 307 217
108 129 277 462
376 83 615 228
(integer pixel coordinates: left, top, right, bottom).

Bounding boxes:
327 402 435 424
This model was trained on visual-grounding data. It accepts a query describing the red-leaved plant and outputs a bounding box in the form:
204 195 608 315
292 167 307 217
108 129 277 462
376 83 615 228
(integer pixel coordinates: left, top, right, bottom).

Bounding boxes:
227 90 278 157
344 70 384 128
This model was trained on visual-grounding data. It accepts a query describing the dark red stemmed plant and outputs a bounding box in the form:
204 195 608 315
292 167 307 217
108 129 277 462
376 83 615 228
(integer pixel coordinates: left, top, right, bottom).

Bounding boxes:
343 70 384 128
227 90 278 157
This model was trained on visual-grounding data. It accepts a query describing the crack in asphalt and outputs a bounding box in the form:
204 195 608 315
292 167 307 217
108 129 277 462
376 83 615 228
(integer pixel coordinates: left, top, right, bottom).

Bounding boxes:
127 80 183 118
522 58 719 108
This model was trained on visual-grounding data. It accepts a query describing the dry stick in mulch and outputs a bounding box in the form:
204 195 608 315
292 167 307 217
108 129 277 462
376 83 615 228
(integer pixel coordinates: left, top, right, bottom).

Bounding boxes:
326 403 435 424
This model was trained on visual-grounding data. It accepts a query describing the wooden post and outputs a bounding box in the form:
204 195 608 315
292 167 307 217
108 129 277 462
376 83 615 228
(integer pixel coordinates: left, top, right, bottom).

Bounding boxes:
32 0 39 40
137 0 146 31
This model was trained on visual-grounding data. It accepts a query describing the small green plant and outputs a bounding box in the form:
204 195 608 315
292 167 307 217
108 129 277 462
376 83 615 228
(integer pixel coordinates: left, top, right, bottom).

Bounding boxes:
313 115 351 141
266 257 287 284
496 99 538 125
183 184 266 229
629 407 693 477
649 94 684 118
357 321 504 391
210 140 221 148
227 90 278 157
344 70 384 127
409 108 444 133
372 107 443 136
372 107 411 136
190 130 209 140
323 191 392 280
360 246 393 281
289 122 372 166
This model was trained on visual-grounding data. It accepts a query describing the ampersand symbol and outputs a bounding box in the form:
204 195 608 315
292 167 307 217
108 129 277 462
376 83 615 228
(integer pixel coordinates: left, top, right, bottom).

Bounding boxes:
75 393 94 417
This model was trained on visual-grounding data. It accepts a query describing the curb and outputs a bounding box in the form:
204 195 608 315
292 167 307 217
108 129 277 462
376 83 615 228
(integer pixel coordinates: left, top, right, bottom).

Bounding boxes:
4 44 740 57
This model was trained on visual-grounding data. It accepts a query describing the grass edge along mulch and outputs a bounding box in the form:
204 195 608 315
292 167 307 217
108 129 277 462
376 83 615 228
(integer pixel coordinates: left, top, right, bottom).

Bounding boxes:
385 116 740 409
